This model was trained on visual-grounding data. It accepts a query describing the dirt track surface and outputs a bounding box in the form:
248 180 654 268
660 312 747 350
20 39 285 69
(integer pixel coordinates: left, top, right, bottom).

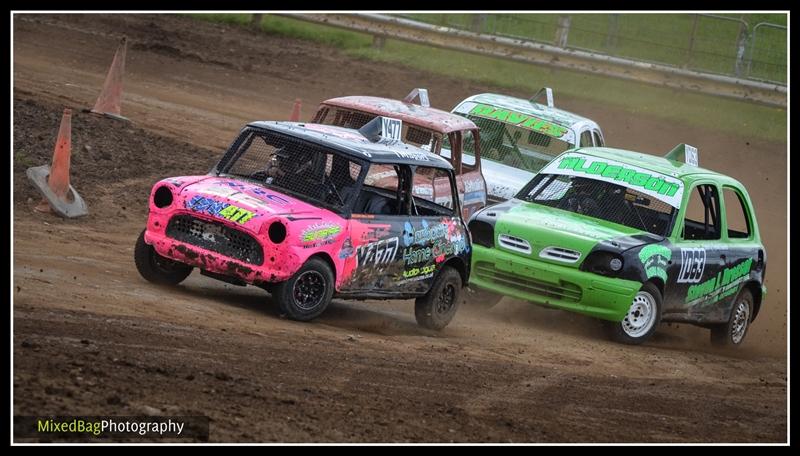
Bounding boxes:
13 14 787 443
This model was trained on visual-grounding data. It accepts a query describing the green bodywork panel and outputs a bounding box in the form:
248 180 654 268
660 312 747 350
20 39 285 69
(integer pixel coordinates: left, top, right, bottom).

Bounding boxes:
471 245 640 321
494 201 641 261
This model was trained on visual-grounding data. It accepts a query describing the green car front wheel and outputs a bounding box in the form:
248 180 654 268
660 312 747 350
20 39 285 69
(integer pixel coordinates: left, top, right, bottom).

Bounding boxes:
606 282 662 345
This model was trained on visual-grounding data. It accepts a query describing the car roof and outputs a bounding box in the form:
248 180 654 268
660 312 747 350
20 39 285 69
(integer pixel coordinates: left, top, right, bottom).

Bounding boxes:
460 93 599 130
320 96 477 134
246 121 454 170
573 147 736 183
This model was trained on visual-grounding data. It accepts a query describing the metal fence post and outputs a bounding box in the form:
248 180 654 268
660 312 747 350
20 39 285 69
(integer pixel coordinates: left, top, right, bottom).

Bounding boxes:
471 14 487 33
555 15 571 47
734 21 750 77
604 14 620 52
250 13 263 30
746 26 758 77
685 14 699 69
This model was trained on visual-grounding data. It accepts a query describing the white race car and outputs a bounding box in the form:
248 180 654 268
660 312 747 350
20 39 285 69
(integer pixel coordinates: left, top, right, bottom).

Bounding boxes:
451 89 606 203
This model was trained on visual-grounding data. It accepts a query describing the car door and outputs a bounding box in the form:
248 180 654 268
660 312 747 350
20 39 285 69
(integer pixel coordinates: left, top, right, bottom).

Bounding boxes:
662 182 727 323
339 162 464 295
442 130 487 220
456 129 487 219
341 164 409 294
444 131 466 202
715 184 764 321
403 165 469 294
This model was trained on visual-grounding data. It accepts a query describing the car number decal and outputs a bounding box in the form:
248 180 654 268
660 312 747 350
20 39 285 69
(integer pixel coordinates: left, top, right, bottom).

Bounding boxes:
677 248 706 283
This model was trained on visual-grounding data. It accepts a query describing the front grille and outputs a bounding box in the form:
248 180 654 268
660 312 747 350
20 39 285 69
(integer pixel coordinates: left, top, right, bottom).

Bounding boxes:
474 261 582 303
539 246 582 263
498 234 531 254
166 215 264 265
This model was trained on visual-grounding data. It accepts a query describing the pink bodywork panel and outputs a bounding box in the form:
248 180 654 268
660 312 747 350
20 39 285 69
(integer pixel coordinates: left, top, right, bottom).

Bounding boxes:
143 175 381 289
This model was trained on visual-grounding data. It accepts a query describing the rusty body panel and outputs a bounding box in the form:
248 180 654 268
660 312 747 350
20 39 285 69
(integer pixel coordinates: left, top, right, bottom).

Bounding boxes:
320 96 477 134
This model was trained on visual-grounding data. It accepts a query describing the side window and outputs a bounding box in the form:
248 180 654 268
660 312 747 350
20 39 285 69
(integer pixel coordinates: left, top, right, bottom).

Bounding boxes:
355 164 402 215
580 130 594 147
461 130 477 169
441 132 459 164
412 166 456 217
722 187 752 239
312 107 328 123
592 130 604 147
325 154 361 181
329 108 373 129
405 125 433 149
682 184 721 240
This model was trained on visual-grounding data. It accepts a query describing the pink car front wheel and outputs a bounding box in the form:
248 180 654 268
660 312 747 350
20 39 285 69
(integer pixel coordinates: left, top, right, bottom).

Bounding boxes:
134 230 193 286
273 257 335 321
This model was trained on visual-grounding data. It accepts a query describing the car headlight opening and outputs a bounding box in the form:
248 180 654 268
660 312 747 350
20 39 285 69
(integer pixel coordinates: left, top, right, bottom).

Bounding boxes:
268 221 287 244
581 251 624 277
153 185 174 209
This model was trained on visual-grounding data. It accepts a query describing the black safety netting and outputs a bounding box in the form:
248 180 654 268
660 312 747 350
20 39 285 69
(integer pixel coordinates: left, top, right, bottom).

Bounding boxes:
519 174 676 236
218 129 363 210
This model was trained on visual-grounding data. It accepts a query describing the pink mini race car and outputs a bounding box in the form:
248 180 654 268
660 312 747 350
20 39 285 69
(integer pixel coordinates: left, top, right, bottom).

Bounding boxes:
134 117 472 330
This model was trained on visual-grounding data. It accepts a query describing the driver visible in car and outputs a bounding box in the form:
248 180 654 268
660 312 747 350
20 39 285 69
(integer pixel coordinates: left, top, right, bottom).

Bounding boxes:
560 177 600 216
267 147 317 194
327 155 358 207
265 146 289 184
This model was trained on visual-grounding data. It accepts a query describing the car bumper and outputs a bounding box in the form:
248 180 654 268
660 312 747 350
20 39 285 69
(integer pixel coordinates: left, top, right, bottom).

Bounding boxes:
144 216 293 285
470 245 641 321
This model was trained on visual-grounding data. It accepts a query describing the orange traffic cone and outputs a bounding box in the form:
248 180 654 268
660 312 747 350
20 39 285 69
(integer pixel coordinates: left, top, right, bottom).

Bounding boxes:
34 109 72 213
289 98 302 122
89 36 129 122
28 109 88 218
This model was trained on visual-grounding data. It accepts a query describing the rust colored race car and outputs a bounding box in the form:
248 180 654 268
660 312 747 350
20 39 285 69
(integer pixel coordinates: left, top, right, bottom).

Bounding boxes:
312 88 488 220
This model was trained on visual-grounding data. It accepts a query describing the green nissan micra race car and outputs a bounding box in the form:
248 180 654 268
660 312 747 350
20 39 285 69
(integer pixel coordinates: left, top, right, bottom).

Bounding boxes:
468 144 766 346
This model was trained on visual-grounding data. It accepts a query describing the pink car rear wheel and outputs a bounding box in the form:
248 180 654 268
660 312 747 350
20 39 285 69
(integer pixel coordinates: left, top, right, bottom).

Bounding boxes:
415 266 462 331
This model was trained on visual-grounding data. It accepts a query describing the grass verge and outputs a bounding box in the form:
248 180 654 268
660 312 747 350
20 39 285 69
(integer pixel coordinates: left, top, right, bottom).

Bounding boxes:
188 13 787 143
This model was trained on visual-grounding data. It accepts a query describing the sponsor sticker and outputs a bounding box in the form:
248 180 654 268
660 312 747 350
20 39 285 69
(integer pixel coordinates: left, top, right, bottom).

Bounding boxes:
542 152 684 208
301 223 342 243
185 195 255 224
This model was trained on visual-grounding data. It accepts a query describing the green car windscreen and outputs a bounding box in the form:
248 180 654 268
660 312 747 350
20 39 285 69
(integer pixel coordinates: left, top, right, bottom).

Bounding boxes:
454 102 574 172
517 152 683 237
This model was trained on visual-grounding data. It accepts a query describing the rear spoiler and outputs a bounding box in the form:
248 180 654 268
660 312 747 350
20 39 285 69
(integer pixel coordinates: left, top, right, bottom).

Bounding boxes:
665 144 699 166
530 87 554 108
402 88 430 107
